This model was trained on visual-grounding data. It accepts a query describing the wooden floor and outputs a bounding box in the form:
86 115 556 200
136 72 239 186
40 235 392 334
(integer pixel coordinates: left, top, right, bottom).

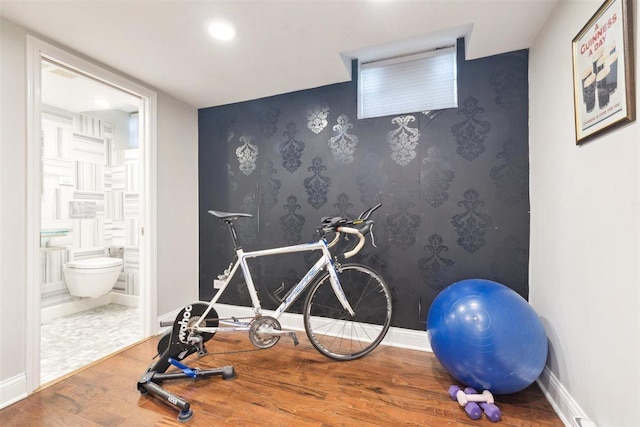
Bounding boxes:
2 333 563 426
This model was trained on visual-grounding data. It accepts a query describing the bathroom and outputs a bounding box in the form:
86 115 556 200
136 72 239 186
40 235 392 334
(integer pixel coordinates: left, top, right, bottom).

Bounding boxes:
39 60 144 385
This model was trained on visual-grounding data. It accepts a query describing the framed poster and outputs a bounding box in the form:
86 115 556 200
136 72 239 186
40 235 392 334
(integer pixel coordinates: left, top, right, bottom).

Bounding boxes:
572 0 635 144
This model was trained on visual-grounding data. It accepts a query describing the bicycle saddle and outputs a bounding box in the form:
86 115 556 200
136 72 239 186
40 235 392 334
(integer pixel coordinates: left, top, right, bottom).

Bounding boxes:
208 210 253 220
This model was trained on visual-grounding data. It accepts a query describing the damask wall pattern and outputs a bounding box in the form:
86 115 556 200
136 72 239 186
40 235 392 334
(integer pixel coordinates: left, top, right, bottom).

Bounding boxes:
198 41 530 330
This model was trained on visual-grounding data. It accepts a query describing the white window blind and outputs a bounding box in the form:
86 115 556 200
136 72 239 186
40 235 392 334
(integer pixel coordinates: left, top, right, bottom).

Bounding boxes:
358 46 457 119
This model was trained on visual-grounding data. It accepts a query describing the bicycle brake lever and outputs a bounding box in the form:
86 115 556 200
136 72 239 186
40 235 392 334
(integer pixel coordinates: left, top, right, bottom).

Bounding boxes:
370 222 377 248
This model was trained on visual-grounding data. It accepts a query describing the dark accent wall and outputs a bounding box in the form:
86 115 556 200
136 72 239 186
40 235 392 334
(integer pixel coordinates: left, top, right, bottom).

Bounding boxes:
198 40 530 331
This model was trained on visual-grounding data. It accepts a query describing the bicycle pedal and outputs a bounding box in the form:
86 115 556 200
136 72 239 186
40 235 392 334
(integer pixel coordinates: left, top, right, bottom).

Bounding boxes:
287 331 299 346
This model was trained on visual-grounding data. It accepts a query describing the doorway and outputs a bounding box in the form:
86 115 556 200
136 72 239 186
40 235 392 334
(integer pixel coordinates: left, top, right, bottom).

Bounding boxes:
26 36 158 391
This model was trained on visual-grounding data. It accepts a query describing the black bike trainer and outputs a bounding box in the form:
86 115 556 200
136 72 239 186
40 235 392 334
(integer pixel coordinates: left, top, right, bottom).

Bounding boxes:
137 303 235 422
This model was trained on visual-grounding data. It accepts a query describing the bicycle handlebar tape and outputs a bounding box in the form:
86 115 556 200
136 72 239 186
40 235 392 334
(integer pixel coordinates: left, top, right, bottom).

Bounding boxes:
336 227 366 260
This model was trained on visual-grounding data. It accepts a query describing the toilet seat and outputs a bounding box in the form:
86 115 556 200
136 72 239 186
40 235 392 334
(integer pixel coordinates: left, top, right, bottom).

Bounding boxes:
66 257 123 269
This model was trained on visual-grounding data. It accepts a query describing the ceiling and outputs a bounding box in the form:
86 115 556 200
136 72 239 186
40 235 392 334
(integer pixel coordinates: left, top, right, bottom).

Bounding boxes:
41 59 140 113
1 0 559 110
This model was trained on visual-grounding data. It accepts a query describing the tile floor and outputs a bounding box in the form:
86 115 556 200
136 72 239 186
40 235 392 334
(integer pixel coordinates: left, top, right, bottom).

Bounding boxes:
40 304 142 385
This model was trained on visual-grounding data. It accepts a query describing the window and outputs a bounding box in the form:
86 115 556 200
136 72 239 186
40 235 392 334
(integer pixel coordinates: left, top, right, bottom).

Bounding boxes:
129 112 139 148
357 46 457 119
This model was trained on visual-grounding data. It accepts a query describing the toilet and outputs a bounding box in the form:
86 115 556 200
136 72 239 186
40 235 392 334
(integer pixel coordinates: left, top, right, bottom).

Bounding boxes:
62 257 124 298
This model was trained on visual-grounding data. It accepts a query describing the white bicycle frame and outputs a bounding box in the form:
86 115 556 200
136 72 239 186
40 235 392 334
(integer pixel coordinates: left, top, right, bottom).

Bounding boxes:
191 227 364 335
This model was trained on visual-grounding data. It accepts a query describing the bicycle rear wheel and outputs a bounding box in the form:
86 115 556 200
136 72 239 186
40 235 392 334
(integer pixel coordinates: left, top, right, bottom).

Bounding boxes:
303 263 392 361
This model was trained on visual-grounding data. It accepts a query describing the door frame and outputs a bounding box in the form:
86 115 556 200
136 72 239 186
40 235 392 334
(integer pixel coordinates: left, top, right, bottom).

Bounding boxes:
25 36 158 392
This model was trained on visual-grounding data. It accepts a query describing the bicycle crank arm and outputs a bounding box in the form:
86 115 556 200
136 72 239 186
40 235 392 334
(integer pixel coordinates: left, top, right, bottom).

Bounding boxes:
256 328 300 345
256 328 299 346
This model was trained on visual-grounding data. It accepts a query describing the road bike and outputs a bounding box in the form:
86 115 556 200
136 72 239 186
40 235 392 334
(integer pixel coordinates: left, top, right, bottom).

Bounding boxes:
138 204 392 420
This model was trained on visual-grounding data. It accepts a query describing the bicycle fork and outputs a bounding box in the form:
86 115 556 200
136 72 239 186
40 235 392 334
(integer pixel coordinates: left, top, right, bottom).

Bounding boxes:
327 261 356 317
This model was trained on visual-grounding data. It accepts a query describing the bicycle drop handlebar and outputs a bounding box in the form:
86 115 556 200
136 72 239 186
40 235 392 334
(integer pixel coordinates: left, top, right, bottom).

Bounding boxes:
319 203 381 259
357 203 382 221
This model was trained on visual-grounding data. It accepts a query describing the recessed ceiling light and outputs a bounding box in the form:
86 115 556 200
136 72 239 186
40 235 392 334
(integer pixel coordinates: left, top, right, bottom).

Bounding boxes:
207 20 236 41
94 99 110 108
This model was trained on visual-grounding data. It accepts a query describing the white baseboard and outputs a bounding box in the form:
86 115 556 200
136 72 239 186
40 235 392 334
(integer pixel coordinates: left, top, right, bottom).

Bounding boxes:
41 292 139 323
0 373 27 410
383 326 431 351
157 306 182 334
537 366 594 427
41 293 110 323
175 303 433 351
109 292 139 308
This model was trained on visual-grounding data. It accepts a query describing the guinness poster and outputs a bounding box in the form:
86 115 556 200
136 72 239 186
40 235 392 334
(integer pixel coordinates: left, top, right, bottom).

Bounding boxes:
572 0 635 144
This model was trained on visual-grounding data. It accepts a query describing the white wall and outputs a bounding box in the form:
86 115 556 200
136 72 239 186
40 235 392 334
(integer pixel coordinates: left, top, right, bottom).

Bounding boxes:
529 1 639 426
0 18 29 402
0 17 199 406
156 92 199 316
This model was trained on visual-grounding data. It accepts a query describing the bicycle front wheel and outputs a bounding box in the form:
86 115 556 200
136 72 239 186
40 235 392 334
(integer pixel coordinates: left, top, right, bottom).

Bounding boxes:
303 263 392 361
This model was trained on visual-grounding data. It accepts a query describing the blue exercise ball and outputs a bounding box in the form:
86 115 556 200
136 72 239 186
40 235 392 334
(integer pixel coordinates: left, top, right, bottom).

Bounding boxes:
427 279 547 395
